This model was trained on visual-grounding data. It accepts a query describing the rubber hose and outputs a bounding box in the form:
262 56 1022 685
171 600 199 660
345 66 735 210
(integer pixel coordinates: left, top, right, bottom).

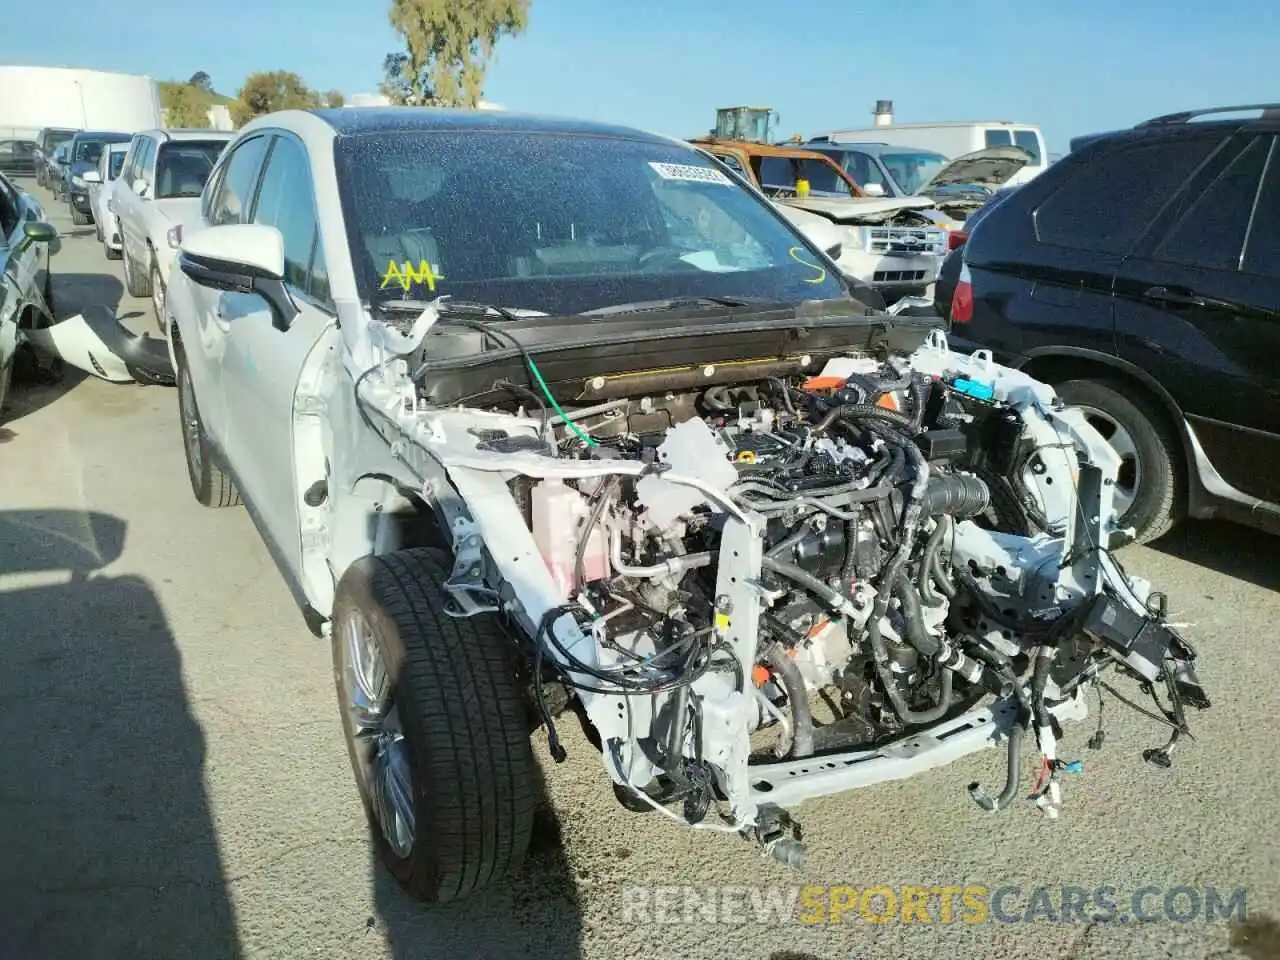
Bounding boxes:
969 723 1024 813
893 573 940 656
813 403 918 436
763 642 815 759
866 613 955 724
761 556 851 613
919 516 949 606
909 374 930 430
704 385 733 411
922 473 991 518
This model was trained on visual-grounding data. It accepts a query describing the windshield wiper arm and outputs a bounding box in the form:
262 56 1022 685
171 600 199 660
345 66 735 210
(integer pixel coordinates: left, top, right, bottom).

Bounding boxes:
579 296 790 317
374 298 549 320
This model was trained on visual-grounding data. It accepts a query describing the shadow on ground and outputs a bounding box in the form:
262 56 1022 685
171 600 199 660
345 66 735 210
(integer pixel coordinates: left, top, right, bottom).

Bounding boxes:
0 510 242 960
49 271 125 321
372 755 583 958
1150 518 1280 592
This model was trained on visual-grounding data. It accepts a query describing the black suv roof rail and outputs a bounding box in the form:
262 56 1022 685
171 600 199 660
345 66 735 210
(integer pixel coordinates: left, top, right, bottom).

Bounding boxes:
1137 103 1280 127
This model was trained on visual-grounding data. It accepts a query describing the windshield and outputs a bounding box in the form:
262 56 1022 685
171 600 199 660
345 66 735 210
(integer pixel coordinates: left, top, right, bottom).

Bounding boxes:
335 131 847 316
155 142 223 199
879 152 949 194
74 139 109 165
48 131 75 152
758 156 857 197
108 150 127 179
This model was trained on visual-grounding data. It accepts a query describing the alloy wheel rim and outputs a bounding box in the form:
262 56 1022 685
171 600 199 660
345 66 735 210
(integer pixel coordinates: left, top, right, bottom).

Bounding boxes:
341 609 415 857
1073 404 1142 517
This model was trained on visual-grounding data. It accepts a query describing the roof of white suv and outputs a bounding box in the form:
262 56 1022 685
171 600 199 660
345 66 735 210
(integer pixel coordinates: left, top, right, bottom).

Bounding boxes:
134 129 236 142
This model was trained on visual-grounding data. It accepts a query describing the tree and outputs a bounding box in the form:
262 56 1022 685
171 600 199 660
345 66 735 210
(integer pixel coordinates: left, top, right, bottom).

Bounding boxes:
161 84 212 128
378 51 418 105
188 71 214 94
233 70 321 125
386 0 530 107
324 89 346 108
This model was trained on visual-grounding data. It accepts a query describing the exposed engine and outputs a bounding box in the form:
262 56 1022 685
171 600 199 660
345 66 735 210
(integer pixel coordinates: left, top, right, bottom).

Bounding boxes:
499 345 1207 858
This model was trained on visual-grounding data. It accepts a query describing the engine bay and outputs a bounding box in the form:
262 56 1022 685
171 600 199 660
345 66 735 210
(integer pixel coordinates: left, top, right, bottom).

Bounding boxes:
357 309 1211 864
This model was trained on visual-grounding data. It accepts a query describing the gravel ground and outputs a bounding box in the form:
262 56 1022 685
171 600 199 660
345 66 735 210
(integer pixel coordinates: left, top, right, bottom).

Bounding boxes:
0 183 1277 960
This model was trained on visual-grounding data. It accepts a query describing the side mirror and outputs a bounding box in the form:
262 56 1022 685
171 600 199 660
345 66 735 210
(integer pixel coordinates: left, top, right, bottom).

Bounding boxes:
133 178 149 197
862 183 887 198
13 220 57 258
82 170 102 184
178 223 298 332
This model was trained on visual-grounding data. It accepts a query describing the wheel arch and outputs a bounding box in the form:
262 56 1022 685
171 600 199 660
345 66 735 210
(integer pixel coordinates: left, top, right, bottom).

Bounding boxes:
1014 346 1208 515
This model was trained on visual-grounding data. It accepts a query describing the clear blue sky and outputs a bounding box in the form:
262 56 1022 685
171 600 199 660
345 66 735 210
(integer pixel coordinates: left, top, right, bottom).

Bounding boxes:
3 0 1276 152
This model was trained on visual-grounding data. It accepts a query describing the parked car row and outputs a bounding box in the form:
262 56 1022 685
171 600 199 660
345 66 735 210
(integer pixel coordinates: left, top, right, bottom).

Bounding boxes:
687 110 1037 306
66 127 234 328
933 102 1280 544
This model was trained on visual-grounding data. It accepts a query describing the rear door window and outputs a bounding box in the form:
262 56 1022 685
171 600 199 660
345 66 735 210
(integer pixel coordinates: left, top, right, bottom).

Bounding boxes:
1034 137 1222 255
1153 135 1270 271
1241 138 1280 279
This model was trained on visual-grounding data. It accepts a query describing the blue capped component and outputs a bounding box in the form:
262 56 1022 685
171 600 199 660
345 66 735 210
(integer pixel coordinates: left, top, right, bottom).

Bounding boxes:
1061 760 1085 774
951 377 995 402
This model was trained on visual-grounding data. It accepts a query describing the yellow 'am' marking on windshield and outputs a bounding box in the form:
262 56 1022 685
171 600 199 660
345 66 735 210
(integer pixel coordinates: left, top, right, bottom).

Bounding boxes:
787 246 827 284
380 259 446 292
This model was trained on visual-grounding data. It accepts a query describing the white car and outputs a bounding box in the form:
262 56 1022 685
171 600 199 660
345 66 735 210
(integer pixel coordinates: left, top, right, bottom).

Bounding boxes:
83 141 130 260
111 128 233 331
165 108 1207 904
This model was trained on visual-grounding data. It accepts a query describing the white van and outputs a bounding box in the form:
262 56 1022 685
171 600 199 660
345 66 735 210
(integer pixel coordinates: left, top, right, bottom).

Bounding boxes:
808 121 1048 185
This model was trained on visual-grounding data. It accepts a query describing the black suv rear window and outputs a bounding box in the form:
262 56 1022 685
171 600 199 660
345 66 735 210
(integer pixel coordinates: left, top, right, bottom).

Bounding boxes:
1034 137 1222 255
1153 135 1270 271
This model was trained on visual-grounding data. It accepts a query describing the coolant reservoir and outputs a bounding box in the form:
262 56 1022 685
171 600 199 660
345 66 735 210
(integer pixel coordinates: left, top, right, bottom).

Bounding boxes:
531 478 609 598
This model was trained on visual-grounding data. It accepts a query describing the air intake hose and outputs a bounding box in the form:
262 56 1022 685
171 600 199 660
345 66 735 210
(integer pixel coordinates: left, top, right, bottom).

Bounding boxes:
922 473 990 518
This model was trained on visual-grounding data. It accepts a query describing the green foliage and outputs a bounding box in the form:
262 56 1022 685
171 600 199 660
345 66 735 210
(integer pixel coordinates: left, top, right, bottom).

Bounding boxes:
379 51 417 105
233 71 322 126
324 89 346 108
160 83 212 128
386 0 530 107
189 71 214 94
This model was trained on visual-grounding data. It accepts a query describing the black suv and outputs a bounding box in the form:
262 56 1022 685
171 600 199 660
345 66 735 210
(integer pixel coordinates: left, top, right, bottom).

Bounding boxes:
943 103 1280 544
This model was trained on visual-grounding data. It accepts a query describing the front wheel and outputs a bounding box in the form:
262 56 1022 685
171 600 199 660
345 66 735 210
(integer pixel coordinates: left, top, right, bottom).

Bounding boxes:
176 350 241 508
332 548 538 903
1054 378 1181 544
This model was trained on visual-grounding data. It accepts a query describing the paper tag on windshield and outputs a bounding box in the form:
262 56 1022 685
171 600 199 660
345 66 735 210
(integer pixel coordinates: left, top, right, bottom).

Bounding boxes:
649 162 733 186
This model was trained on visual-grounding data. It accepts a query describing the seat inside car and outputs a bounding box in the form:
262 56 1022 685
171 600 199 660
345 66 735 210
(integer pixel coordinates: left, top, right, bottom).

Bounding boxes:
159 154 210 198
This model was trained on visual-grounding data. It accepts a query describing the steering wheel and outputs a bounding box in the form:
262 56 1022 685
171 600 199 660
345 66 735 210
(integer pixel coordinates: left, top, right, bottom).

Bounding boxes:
637 247 696 272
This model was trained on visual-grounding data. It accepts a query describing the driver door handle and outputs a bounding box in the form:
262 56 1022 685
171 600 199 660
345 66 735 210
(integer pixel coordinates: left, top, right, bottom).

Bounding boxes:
1143 285 1238 313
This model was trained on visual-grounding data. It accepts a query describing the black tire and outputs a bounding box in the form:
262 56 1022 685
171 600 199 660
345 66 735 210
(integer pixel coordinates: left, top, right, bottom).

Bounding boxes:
1054 378 1181 545
105 235 122 261
123 238 152 298
70 205 89 226
150 258 166 335
176 350 241 508
332 548 537 903
42 270 55 318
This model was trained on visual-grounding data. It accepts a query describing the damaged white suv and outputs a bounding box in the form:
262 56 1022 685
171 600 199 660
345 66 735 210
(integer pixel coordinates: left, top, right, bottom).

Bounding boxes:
166 108 1209 903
